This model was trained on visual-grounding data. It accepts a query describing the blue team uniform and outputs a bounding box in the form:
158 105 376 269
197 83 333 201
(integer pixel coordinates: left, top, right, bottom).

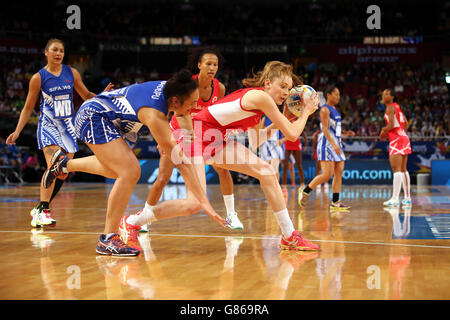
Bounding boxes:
37 64 78 153
74 81 166 145
259 116 285 161
317 104 346 162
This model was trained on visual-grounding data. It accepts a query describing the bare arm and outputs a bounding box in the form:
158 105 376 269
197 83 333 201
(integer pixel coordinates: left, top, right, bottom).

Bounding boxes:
218 81 226 98
6 73 41 145
138 107 226 227
72 67 99 100
249 116 280 150
242 90 318 141
380 104 395 139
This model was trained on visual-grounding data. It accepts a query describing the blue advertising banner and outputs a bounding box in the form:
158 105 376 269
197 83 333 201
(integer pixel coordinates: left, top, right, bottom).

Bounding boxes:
431 160 450 186
120 159 393 185
340 140 450 174
133 139 450 175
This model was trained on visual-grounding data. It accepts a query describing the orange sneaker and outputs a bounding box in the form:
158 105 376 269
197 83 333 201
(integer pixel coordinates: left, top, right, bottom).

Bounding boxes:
119 216 142 253
280 230 319 251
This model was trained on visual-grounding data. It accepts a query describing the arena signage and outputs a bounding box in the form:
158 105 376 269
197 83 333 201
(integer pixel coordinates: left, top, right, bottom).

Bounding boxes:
309 43 442 65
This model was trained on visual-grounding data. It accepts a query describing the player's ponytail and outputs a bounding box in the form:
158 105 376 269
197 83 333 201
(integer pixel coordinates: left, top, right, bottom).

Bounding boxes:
242 61 300 88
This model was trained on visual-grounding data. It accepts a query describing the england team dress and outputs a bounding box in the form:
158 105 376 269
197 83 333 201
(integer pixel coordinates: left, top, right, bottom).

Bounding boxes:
37 64 78 153
384 103 411 155
169 74 221 145
192 87 264 159
316 104 346 162
74 81 165 145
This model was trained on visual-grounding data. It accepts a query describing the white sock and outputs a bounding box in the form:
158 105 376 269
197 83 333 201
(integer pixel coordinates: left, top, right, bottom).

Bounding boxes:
126 202 157 227
273 208 295 238
392 172 402 200
401 171 411 200
223 194 235 215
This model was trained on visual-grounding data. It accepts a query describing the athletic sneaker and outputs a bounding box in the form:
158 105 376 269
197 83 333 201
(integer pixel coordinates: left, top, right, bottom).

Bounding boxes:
298 188 310 207
139 223 149 233
226 212 244 230
42 149 69 188
383 198 400 207
330 201 351 210
280 230 319 251
30 207 56 227
96 233 140 256
119 216 142 252
402 199 412 207
134 209 151 233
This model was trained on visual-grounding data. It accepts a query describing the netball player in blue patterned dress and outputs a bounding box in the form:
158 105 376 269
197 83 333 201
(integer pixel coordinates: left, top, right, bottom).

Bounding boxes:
6 39 112 228
42 70 226 256
298 86 355 209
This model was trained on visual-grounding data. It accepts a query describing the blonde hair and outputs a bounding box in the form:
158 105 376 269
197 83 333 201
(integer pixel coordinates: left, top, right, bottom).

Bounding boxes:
242 61 303 88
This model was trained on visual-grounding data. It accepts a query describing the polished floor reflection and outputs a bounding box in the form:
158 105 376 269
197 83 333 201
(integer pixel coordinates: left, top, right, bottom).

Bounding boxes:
0 183 449 300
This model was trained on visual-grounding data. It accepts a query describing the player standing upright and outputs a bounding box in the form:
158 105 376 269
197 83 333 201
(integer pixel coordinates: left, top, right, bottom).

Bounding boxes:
299 86 354 210
6 38 112 227
379 88 412 207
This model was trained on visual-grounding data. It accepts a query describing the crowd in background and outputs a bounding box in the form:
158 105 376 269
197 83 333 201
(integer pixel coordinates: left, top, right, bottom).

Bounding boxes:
1 0 448 43
1 53 448 142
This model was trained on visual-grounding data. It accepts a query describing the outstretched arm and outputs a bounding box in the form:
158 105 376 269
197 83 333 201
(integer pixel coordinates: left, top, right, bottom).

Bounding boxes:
139 107 226 227
72 67 114 100
242 90 319 141
6 73 41 145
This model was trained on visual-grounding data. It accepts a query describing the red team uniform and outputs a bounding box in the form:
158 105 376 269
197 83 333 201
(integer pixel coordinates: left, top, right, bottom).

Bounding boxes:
192 87 264 159
384 103 411 156
169 74 221 142
284 119 302 151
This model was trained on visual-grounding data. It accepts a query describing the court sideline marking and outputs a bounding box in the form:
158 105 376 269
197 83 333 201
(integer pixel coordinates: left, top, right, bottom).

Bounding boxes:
1 229 449 249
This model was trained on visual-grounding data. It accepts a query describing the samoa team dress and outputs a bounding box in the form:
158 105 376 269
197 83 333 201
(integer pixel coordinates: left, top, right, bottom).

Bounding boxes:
74 81 166 145
316 104 346 162
259 116 285 161
37 64 78 153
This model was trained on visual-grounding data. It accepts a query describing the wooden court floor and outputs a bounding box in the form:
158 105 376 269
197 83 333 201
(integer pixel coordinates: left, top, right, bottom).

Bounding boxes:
0 183 449 300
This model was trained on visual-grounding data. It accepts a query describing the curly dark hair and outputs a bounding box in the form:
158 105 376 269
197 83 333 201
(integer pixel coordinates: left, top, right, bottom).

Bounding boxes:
163 69 198 104
186 46 225 74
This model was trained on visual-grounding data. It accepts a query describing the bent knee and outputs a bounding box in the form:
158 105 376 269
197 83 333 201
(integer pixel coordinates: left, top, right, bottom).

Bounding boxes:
256 162 277 180
119 163 141 183
155 173 171 186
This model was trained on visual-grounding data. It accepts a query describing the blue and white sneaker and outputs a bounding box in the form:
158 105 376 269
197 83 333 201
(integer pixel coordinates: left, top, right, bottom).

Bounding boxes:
383 198 400 207
42 149 69 188
96 233 140 257
402 199 412 207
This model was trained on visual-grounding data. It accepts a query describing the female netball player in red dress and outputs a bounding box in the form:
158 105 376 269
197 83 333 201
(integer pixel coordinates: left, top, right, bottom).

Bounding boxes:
134 46 244 232
123 61 320 251
380 88 412 207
